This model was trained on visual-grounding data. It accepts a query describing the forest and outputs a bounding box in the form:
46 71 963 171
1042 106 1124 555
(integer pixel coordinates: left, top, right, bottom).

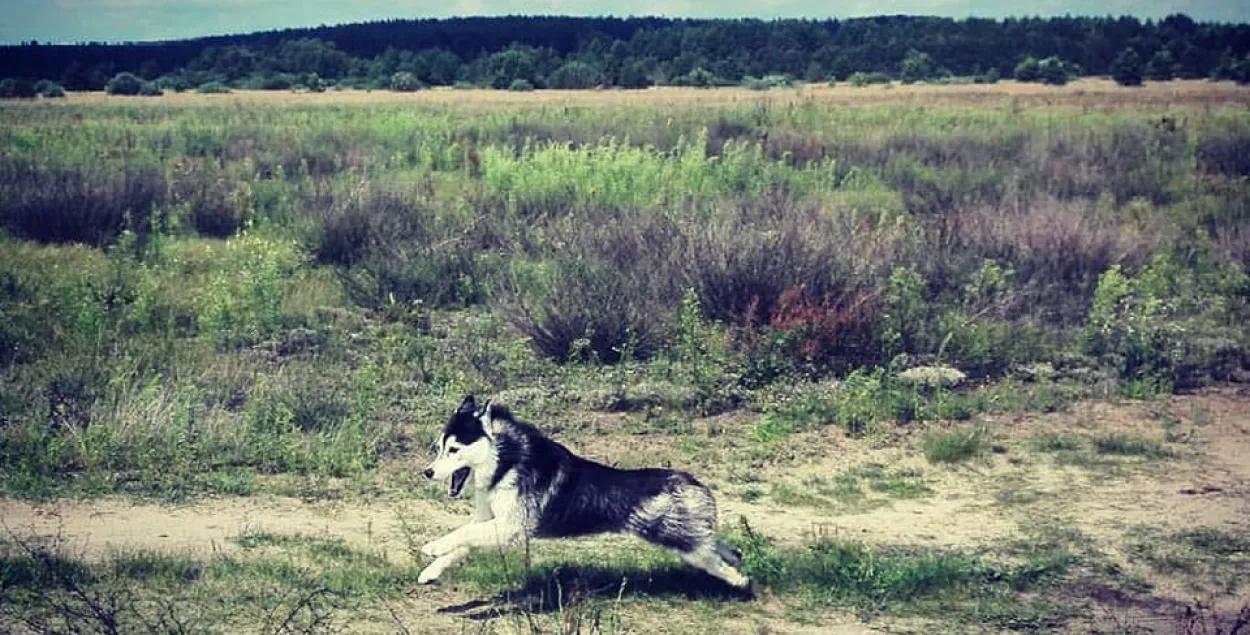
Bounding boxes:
3 14 1250 93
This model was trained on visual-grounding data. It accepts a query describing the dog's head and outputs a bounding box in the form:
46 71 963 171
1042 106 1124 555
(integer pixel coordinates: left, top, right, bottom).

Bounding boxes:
422 394 494 498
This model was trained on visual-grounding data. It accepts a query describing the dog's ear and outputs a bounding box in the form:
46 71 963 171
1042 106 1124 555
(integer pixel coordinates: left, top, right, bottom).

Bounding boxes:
476 399 495 439
457 394 476 414
487 403 514 422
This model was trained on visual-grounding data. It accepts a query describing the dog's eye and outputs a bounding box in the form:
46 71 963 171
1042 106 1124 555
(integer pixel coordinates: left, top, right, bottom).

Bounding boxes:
447 447 459 455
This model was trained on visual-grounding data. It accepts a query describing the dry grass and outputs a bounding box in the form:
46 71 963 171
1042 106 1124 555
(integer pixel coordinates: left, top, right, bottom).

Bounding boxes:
32 79 1250 111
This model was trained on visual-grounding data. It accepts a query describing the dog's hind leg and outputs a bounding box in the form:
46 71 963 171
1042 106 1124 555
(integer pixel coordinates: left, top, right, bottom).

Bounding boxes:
680 544 750 589
418 546 469 584
715 540 742 567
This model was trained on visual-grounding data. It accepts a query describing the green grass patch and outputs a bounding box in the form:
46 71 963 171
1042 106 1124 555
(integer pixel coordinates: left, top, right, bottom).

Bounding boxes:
1030 433 1084 453
923 426 989 464
1091 434 1174 458
730 520 1075 627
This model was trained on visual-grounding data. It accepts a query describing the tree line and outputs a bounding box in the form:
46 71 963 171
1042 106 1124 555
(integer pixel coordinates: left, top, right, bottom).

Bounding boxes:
2 14 1249 93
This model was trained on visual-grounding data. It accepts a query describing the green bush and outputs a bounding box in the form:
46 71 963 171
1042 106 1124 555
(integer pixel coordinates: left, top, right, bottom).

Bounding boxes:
389 71 423 92
314 183 487 309
302 73 326 92
1083 263 1181 392
0 78 38 99
155 74 193 92
1081 254 1246 392
974 68 1000 84
546 61 603 89
923 427 988 463
1145 50 1179 81
899 49 937 83
508 78 535 92
33 80 66 97
1016 56 1075 85
848 71 891 87
195 81 231 94
1111 48 1144 86
105 72 144 95
742 75 795 90
259 74 296 90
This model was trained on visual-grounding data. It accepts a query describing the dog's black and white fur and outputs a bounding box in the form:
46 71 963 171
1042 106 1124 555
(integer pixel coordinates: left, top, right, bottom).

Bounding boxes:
417 395 749 588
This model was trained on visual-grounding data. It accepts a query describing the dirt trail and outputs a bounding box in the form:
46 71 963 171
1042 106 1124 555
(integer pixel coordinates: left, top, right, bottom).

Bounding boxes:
1 495 466 562
3 389 1248 562
3 388 1249 634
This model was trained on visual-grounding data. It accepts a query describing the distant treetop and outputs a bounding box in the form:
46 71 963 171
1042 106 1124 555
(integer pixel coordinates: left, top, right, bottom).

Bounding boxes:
2 14 1247 91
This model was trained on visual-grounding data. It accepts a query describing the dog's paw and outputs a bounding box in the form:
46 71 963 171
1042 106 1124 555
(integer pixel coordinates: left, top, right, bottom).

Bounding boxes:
417 563 442 585
421 538 452 558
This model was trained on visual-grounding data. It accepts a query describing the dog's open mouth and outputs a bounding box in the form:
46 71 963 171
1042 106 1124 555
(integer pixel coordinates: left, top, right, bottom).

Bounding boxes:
447 466 471 498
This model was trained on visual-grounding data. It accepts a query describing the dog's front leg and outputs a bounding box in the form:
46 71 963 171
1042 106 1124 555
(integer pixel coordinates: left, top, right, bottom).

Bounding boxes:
421 518 522 558
417 546 469 584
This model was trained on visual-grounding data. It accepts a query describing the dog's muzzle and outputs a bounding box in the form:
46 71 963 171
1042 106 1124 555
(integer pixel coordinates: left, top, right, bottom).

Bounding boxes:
447 467 471 498
423 466 472 498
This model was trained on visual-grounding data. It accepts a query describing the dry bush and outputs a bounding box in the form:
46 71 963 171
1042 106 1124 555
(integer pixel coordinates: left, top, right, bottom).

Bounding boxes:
504 206 685 362
683 193 870 326
933 197 1164 323
167 158 250 237
1196 133 1250 179
312 181 487 308
0 159 166 246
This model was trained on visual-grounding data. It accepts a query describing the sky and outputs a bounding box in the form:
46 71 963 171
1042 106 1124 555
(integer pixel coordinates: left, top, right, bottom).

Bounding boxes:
2 0 1247 45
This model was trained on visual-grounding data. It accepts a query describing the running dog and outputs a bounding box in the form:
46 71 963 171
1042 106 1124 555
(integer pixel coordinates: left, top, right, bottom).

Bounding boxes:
417 395 749 588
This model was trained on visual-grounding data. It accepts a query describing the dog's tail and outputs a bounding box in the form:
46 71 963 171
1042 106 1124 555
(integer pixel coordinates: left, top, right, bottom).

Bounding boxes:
715 540 742 567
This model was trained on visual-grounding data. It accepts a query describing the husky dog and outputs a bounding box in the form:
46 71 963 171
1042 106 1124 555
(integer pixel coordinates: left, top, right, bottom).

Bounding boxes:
417 395 749 588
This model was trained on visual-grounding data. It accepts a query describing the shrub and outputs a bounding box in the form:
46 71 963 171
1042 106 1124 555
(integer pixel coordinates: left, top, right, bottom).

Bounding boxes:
155 74 193 92
259 74 296 90
546 61 603 89
1082 262 1187 391
34 80 66 97
680 67 716 88
0 159 166 245
105 72 144 95
389 71 423 92
1111 48 1144 86
743 75 794 90
167 159 251 237
137 82 163 96
195 81 231 94
1196 133 1250 178
616 60 652 89
923 427 988 463
504 211 682 362
1145 50 1179 81
507 78 534 92
313 183 487 309
1014 57 1041 82
196 234 305 348
848 71 891 87
899 49 937 83
1017 56 1075 85
974 68 1000 84
302 73 326 92
0 78 38 98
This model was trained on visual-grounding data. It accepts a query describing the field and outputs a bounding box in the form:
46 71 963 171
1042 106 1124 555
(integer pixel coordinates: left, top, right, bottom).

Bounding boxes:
2 79 1250 634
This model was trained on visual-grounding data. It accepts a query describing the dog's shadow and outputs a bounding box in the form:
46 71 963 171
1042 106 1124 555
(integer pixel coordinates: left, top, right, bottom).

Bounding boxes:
436 565 753 620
